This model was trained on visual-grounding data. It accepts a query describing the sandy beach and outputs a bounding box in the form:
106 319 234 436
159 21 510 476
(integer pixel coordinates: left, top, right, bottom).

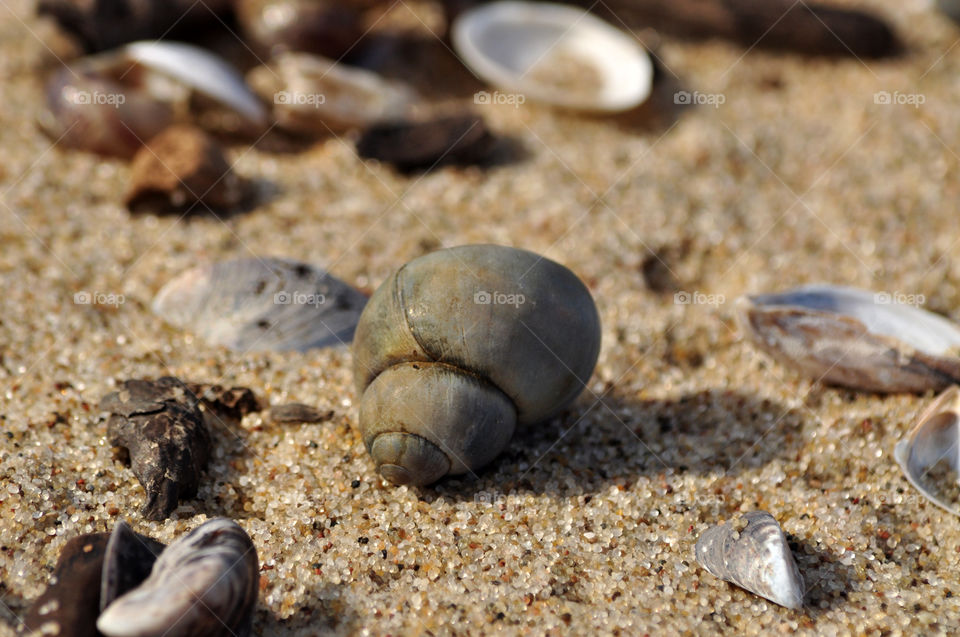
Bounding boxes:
2 0 960 634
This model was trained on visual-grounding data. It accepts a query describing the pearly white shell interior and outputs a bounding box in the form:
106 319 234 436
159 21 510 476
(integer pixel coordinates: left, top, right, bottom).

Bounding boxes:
452 1 653 112
125 41 268 125
749 284 960 357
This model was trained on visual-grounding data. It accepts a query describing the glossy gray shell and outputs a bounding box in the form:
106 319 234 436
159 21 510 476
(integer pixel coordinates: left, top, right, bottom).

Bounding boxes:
352 244 602 486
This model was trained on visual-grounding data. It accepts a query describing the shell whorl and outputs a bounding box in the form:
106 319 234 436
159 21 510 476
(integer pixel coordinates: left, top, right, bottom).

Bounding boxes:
353 245 601 485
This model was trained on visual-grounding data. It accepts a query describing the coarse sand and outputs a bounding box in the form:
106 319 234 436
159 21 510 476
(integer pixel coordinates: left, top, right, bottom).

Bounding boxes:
2 0 960 634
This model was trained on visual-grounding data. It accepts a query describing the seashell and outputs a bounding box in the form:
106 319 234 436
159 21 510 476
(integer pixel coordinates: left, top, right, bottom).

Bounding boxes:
894 386 960 516
101 520 167 611
21 533 109 636
21 523 165 636
124 125 251 213
236 0 364 60
353 244 602 486
695 511 805 609
153 257 368 352
40 41 268 157
36 0 232 53
355 113 496 173
100 377 211 521
451 1 653 112
246 52 416 133
97 518 259 637
737 285 960 393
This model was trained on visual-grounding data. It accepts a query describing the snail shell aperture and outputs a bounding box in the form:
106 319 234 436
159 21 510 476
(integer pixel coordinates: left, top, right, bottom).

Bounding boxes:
352 244 602 486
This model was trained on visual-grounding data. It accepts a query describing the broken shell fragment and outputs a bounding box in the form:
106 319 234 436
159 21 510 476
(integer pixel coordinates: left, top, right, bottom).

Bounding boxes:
355 114 496 172
152 257 368 352
40 41 268 157
451 1 653 112
894 386 960 516
100 377 211 520
695 511 805 609
737 285 960 393
124 125 251 213
247 52 416 133
97 518 258 637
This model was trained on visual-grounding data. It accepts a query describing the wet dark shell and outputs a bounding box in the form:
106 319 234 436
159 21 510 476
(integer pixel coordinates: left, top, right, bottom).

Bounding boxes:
236 0 364 60
355 114 496 172
100 377 211 521
100 520 166 611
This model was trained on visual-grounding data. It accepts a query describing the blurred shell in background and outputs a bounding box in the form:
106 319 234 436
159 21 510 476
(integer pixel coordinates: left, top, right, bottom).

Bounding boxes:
152 257 368 352
451 1 653 112
40 41 268 157
236 0 364 60
247 52 416 133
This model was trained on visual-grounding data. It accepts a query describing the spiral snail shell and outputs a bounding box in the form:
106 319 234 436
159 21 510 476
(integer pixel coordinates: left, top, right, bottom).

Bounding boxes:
352 244 601 486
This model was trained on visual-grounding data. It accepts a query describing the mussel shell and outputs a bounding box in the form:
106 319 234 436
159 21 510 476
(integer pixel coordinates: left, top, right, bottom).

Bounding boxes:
97 518 259 637
737 285 960 393
101 520 167 611
152 257 368 352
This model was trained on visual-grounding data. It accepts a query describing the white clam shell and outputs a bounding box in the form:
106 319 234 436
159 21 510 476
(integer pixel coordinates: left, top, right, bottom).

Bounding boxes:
97 518 258 637
123 41 269 127
737 285 960 393
695 511 805 609
247 52 416 132
894 386 960 516
451 1 653 112
152 257 368 352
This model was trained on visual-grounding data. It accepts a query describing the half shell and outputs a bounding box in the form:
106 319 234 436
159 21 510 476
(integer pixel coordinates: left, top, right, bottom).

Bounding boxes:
247 52 416 133
737 285 960 392
152 257 368 352
40 41 268 156
894 386 960 516
695 511 805 609
97 518 259 637
451 1 653 112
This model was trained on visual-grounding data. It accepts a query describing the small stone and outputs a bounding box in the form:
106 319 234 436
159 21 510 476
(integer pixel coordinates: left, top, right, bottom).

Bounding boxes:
124 125 251 213
267 402 332 424
100 377 211 521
